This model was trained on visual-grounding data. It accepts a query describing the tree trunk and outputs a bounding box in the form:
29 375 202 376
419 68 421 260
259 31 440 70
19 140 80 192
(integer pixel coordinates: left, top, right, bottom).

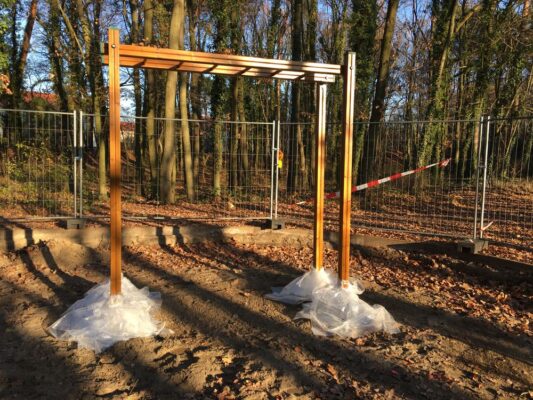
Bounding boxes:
74 0 107 199
418 0 459 167
129 0 144 195
11 0 38 107
210 0 230 199
188 0 201 186
230 79 239 190
160 0 184 204
287 0 303 193
144 0 159 199
365 0 399 181
237 78 249 188
369 0 399 123
180 71 194 201
267 0 282 121
93 1 107 200
61 1 85 111
305 0 317 188
48 0 69 111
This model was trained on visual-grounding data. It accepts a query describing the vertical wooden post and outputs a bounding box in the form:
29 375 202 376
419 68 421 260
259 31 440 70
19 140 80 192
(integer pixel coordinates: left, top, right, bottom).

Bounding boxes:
313 84 327 270
109 28 122 295
338 52 356 288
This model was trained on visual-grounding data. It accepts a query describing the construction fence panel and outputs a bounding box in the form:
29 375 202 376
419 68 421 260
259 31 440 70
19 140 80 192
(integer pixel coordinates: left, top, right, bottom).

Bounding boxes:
275 118 532 248
81 114 274 221
275 120 473 236
352 119 480 239
275 121 343 229
0 108 77 220
0 107 530 249
481 117 532 247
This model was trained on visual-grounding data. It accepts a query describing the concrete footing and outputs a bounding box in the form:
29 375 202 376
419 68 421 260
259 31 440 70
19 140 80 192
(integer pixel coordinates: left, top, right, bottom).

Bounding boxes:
267 218 285 230
457 238 489 254
65 218 86 229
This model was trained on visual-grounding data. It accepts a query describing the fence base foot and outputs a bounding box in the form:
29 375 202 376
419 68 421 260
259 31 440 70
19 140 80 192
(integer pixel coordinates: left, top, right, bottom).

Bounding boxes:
65 218 86 230
457 239 489 254
267 218 285 230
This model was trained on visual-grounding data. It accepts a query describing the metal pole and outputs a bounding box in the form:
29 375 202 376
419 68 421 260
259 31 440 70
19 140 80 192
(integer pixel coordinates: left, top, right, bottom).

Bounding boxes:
313 84 327 270
274 119 281 219
73 110 77 218
270 120 275 220
338 52 356 288
480 116 490 239
473 116 483 240
79 110 84 217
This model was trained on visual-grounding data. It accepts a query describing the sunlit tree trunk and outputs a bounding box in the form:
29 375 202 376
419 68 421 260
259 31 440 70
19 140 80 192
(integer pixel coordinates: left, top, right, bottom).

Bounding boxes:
10 0 37 108
210 0 230 199
129 0 144 195
144 0 159 199
160 0 184 204
366 0 399 181
74 0 107 199
350 0 377 183
187 0 201 186
287 0 304 193
47 0 69 111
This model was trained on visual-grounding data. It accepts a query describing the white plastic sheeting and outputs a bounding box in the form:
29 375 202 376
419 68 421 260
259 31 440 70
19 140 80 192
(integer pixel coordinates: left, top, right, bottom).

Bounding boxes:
266 268 399 338
49 276 169 353
295 282 399 338
265 268 338 304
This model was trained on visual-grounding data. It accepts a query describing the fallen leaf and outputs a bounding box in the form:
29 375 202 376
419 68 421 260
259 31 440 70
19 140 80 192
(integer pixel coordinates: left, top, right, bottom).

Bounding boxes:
326 363 339 383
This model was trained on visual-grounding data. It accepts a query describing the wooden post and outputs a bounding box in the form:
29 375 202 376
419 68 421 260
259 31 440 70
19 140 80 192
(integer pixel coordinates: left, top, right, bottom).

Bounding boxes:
313 84 327 270
338 52 356 288
108 28 122 295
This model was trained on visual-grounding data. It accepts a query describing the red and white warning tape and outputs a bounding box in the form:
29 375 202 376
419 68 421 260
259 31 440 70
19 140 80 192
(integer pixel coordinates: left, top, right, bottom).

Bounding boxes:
296 158 451 205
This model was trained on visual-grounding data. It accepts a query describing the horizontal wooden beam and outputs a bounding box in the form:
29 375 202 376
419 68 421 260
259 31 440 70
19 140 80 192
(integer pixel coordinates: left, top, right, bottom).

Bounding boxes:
101 43 340 83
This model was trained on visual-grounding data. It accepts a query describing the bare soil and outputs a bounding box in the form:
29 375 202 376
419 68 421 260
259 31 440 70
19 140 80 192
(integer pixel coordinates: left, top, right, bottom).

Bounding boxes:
0 225 531 399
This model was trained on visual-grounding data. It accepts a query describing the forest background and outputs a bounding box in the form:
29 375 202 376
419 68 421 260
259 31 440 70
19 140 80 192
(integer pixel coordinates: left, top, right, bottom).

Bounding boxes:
0 0 531 203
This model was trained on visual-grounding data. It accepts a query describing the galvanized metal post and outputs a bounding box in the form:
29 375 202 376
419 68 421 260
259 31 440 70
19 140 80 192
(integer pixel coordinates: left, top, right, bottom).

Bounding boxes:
270 120 275 220
73 110 77 218
79 110 84 217
480 116 490 239
313 84 327 270
274 119 281 219
473 116 483 239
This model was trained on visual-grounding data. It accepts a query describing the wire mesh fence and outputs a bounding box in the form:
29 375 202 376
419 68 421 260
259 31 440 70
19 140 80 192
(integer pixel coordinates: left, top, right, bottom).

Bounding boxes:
276 118 532 248
351 119 480 238
0 108 77 219
0 107 530 249
80 114 274 220
480 117 533 246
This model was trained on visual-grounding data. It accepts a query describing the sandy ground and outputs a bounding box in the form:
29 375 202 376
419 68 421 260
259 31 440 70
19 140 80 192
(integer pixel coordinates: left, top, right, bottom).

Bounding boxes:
0 225 531 399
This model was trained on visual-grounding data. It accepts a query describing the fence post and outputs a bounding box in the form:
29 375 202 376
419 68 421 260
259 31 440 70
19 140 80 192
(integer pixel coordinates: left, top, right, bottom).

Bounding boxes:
73 110 78 218
270 120 276 220
275 119 281 219
79 110 84 218
479 116 490 239
473 116 483 239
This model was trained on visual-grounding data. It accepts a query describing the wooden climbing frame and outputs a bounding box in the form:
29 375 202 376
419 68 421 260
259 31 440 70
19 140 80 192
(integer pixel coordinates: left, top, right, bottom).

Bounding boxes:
101 28 356 295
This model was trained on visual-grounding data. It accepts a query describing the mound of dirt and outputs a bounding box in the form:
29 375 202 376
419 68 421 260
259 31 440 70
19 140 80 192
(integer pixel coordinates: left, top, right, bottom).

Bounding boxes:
0 235 531 399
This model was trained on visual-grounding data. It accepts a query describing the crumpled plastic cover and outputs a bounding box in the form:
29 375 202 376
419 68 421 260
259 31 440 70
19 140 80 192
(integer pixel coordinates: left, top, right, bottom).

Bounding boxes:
295 282 399 338
49 276 169 353
265 268 338 304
